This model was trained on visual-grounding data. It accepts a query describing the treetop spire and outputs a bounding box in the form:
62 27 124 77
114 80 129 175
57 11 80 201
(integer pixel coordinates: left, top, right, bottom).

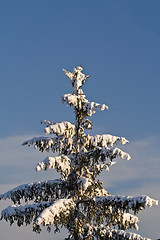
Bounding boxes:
63 66 90 93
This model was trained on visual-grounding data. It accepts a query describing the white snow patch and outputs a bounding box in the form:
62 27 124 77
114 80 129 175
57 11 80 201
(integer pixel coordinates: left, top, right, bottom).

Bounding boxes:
36 198 75 226
78 177 92 191
36 155 71 180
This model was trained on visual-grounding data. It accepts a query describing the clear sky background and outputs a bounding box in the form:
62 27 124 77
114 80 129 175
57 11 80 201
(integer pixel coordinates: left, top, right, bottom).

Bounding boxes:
0 1 160 239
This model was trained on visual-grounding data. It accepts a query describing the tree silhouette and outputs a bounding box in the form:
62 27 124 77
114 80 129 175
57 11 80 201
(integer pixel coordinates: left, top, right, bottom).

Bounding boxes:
0 66 158 240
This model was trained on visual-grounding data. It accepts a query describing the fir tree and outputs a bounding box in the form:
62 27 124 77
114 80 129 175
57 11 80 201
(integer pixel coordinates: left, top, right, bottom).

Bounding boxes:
0 66 158 240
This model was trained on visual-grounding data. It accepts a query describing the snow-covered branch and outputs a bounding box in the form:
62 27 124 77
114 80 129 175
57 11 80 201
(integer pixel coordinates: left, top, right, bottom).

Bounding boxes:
112 147 131 160
0 179 70 204
22 135 75 154
77 177 92 191
88 134 129 148
62 92 108 117
95 195 158 213
33 198 75 232
1 202 50 227
81 146 131 163
66 218 143 240
36 155 71 180
75 146 130 177
75 198 139 231
122 213 139 230
62 93 87 107
22 136 60 152
93 225 150 240
83 102 108 117
43 121 75 137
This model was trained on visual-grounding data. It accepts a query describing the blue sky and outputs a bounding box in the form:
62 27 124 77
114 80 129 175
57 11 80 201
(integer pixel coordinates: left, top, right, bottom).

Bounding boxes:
0 1 160 239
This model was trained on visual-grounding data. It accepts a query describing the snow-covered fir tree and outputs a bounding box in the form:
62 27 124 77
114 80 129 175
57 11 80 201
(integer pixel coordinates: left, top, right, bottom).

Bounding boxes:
0 66 158 240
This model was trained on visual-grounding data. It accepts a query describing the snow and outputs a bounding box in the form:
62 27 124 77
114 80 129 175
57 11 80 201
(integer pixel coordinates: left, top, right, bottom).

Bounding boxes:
112 147 131 160
63 66 89 92
62 66 108 117
62 93 81 106
83 101 108 116
22 134 75 154
22 136 55 147
122 213 139 230
86 146 131 162
95 195 158 210
36 155 71 180
78 177 92 191
22 136 64 153
95 226 151 240
35 198 75 226
1 202 50 219
82 119 92 129
62 92 108 117
88 134 129 148
0 179 64 203
44 121 75 137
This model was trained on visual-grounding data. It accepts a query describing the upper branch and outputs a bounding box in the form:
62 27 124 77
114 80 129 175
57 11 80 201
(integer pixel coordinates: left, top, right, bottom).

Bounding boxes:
62 92 108 118
88 134 129 148
22 135 76 154
36 155 71 180
22 136 60 152
41 120 75 137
